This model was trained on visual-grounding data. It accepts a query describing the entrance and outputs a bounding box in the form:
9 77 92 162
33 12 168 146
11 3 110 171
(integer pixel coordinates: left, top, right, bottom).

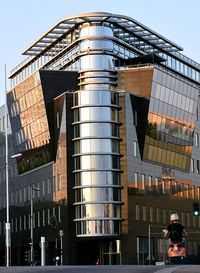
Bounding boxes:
136 237 154 265
102 240 121 265
77 239 121 265
77 240 100 265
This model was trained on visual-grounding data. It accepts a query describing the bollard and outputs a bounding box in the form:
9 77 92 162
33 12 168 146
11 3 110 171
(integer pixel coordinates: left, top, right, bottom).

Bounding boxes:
41 237 46 266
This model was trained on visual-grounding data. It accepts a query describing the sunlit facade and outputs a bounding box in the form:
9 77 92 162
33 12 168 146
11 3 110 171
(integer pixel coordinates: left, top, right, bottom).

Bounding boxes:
0 12 200 265
118 67 199 170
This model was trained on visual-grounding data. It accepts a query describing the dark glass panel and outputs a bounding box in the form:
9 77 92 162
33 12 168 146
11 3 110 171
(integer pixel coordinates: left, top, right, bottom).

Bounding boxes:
112 156 119 169
75 173 80 186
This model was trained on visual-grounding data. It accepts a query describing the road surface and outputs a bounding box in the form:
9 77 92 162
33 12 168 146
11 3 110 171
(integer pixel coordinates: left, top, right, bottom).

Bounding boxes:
0 265 200 273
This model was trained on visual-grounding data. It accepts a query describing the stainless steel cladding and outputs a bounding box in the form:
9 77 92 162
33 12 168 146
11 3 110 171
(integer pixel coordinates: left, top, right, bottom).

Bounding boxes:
73 24 122 237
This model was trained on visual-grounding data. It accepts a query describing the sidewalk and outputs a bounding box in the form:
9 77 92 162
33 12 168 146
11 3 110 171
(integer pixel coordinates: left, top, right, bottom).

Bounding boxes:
155 265 200 273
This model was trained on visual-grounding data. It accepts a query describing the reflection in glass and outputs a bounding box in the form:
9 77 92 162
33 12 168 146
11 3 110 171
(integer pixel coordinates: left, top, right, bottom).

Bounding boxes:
73 24 121 237
144 69 198 171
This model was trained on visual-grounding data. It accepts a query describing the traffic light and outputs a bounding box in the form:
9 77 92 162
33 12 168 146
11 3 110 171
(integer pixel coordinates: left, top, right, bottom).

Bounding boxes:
54 248 61 265
193 202 200 216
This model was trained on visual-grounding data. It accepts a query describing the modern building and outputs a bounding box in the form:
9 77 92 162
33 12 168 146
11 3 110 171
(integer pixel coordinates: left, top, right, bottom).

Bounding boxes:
0 12 200 265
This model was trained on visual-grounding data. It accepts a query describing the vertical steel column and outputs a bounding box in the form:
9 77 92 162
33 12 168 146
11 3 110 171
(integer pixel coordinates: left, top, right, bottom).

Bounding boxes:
30 187 40 265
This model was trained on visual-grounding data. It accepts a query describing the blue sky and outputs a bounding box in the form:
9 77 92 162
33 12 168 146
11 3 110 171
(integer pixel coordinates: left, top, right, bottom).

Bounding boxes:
1 0 200 106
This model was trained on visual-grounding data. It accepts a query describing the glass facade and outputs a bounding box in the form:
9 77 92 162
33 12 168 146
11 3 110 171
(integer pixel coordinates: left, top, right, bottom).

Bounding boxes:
4 12 200 266
8 73 50 151
7 73 52 173
7 71 78 174
144 68 199 170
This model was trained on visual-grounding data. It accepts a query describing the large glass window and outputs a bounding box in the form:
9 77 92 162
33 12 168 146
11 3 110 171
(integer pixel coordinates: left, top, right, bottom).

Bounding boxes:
75 171 120 186
136 204 140 220
74 155 120 170
74 187 120 202
149 207 154 222
75 90 118 106
75 219 120 236
75 107 119 122
74 123 119 138
75 203 120 219
142 206 147 221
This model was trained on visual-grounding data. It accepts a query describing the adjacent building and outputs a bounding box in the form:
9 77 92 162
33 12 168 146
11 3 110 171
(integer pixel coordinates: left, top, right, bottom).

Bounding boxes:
0 12 200 265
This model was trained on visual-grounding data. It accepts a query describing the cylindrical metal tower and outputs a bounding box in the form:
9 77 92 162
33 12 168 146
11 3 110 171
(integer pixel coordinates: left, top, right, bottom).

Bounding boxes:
73 23 122 237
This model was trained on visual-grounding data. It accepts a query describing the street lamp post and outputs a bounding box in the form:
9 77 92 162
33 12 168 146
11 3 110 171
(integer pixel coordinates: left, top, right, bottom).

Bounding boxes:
148 224 151 264
5 147 22 267
59 230 64 266
30 187 40 265
4 65 22 267
4 64 10 267
5 117 10 267
10 153 22 159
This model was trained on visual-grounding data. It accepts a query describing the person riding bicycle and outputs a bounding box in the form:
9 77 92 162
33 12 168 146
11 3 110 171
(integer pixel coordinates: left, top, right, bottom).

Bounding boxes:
163 213 187 246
